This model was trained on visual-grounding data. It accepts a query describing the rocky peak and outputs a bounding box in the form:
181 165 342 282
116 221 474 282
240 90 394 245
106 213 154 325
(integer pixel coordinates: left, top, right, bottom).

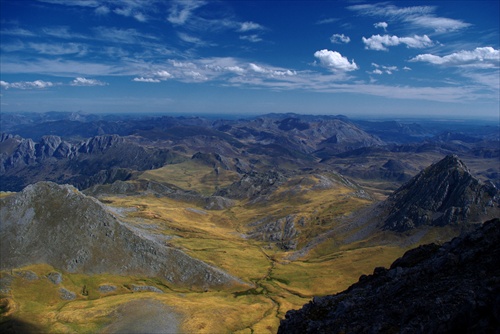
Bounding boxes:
383 154 499 231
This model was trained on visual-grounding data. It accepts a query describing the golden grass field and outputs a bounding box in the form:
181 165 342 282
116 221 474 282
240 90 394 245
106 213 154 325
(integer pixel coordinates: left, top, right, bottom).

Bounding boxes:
1 163 447 333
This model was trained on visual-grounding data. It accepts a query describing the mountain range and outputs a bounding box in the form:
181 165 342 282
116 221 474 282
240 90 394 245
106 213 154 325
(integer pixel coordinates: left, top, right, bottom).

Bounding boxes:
0 111 499 333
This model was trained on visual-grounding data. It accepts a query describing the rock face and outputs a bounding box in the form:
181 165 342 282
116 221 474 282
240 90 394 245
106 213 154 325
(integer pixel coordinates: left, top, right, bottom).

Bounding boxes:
383 155 499 231
0 182 241 289
278 218 500 334
0 134 183 191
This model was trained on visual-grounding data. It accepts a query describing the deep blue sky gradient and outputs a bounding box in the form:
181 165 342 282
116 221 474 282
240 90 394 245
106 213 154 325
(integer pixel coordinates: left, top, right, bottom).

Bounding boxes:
1 0 498 118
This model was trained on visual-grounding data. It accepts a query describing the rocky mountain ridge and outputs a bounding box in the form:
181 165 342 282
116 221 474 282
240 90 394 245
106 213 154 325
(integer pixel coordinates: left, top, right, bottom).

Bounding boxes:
0 182 243 289
278 218 500 333
383 155 499 231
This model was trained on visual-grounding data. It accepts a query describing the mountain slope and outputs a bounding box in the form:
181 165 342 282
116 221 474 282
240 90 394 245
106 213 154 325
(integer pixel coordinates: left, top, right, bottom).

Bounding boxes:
0 182 242 289
383 155 499 231
278 218 500 334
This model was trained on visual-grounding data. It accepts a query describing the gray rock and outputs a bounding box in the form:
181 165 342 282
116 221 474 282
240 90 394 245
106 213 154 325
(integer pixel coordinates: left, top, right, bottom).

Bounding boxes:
14 270 38 281
130 284 163 293
98 284 117 293
47 272 62 285
59 287 76 300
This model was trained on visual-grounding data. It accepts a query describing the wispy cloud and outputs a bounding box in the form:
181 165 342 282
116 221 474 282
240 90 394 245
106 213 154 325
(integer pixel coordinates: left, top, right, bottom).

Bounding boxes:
0 27 36 37
348 3 471 33
28 42 87 56
362 34 433 51
410 47 500 68
316 18 338 25
239 21 264 32
167 0 206 25
240 35 262 43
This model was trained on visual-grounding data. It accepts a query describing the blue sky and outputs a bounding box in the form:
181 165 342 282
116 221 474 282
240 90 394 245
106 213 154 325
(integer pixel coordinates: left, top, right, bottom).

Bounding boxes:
1 0 499 118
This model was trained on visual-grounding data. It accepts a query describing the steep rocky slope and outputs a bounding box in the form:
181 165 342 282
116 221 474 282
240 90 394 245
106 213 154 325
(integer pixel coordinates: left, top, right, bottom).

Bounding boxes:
278 218 500 333
0 182 242 289
0 134 183 191
383 155 499 231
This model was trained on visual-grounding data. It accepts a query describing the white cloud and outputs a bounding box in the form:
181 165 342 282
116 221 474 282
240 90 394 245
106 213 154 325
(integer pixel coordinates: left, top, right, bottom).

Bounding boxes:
28 42 86 55
330 34 350 44
240 35 262 43
95 6 110 15
348 3 470 33
316 18 339 25
314 49 358 72
248 63 296 77
362 34 433 51
133 77 161 83
155 70 173 79
167 0 206 25
410 47 500 68
407 16 471 33
70 77 108 86
239 21 264 32
0 27 36 37
403 66 412 71
1 80 54 89
370 63 398 75
374 22 388 30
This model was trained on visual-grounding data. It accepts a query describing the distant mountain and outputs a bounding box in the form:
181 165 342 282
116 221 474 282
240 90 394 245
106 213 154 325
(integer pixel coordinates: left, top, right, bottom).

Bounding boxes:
0 182 242 289
279 218 500 333
383 155 499 231
0 134 184 191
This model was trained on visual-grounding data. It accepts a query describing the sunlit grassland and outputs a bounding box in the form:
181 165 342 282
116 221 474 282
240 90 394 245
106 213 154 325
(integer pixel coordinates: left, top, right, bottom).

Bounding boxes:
2 168 417 333
138 159 240 196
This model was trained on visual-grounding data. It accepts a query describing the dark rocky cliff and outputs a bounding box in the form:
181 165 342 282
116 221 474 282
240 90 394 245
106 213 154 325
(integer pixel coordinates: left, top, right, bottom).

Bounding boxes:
278 218 500 334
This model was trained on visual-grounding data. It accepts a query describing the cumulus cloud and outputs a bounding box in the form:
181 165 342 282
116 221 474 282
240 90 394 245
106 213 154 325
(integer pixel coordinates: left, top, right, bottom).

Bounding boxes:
330 34 350 44
155 70 173 79
362 34 433 51
374 22 388 30
314 49 358 71
1 80 54 89
70 77 108 86
410 47 500 68
370 63 398 75
95 5 110 15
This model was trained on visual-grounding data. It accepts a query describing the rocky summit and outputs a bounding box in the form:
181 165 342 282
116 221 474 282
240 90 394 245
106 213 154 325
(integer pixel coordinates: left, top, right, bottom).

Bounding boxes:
0 182 242 289
278 218 500 334
383 154 499 231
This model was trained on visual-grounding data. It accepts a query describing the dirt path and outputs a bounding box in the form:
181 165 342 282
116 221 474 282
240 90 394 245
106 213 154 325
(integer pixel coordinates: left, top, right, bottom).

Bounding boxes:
100 298 181 334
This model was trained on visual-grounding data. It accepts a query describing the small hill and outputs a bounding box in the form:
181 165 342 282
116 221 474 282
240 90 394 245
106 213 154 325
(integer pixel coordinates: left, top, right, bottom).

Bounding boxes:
278 218 500 333
383 155 499 231
0 182 242 289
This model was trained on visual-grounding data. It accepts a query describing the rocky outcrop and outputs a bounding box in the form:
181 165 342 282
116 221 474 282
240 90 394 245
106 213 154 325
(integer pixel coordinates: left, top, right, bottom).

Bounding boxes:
85 180 236 210
0 134 184 191
383 155 499 231
247 215 302 250
214 170 287 202
0 182 243 289
279 218 500 333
